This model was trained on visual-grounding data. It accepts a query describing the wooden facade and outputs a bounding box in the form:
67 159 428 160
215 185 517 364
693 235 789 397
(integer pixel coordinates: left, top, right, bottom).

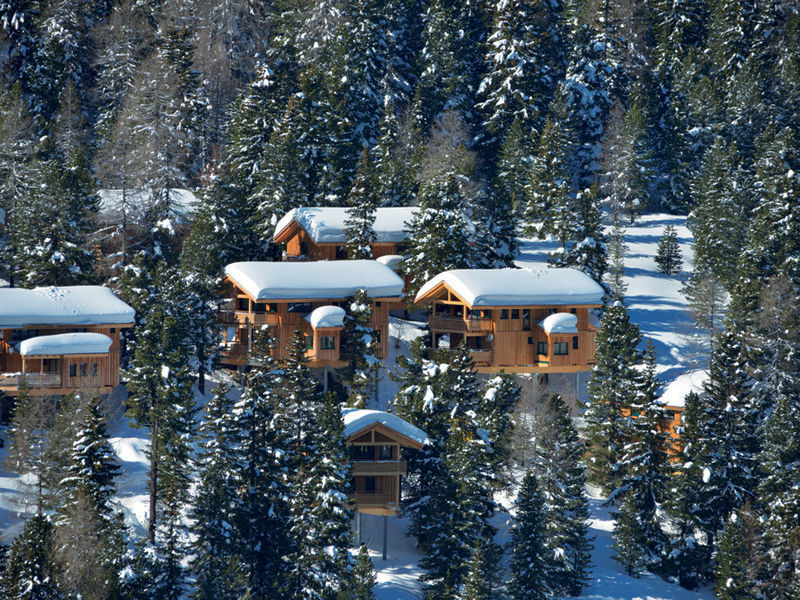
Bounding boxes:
418 283 602 373
276 223 404 262
345 420 424 516
0 325 130 396
219 279 394 368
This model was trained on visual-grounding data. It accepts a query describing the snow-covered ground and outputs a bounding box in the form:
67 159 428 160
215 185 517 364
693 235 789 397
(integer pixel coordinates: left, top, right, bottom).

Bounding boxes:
0 214 711 598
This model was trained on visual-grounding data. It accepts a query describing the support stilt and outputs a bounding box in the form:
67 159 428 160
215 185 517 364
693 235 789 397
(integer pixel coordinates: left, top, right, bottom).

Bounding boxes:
382 515 387 561
323 366 329 393
356 511 362 545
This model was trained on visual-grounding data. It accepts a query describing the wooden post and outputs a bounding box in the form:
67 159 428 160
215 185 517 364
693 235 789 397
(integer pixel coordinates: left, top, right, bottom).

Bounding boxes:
323 366 328 393
356 511 361 545
382 515 387 561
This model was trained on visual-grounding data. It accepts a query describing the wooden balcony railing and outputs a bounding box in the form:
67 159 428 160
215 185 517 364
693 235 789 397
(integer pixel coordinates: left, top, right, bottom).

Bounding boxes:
427 348 493 366
351 490 397 508
429 316 492 333
351 461 407 476
0 372 62 389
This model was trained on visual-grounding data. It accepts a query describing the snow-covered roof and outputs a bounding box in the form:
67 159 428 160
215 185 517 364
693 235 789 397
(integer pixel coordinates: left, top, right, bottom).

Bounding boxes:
415 267 605 307
273 207 418 243
342 408 429 447
658 370 709 409
376 254 404 271
305 305 346 328
225 260 405 300
16 332 113 356
540 313 579 334
0 286 135 328
98 189 199 223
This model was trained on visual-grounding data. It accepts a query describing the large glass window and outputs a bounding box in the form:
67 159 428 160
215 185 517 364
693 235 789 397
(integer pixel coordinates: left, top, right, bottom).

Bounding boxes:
554 342 568 355
379 445 393 460
522 309 531 330
511 309 519 319
288 302 312 314
320 336 335 350
500 309 509 320
350 445 373 460
335 245 347 259
537 342 548 355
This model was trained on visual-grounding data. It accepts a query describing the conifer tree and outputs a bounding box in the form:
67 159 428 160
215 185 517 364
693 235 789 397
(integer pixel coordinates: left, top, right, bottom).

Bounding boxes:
345 151 379 260
532 394 592 596
584 299 642 495
523 115 571 240
4 515 64 600
605 217 628 298
458 535 503 600
612 342 669 576
495 118 534 214
655 225 682 276
712 506 767 600
346 545 377 600
508 471 549 600
340 289 380 409
189 382 247 600
371 101 418 207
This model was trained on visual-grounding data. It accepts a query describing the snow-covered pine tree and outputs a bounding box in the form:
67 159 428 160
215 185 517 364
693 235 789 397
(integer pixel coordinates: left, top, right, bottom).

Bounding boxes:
711 505 766 600
495 118 534 214
231 331 294 597
687 137 751 291
289 393 354 600
477 373 519 490
3 515 64 600
605 216 628 298
532 394 592 596
507 470 550 600
655 224 682 276
345 545 377 600
599 88 655 224
584 299 642 495
189 382 247 600
345 151 379 260
457 535 503 600
612 341 670 576
523 115 571 240
371 99 418 207
548 184 608 287
340 289 380 408
476 0 566 165
122 258 196 545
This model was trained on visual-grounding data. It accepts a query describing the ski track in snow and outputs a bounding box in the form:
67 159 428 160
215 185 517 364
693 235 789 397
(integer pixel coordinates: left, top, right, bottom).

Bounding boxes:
0 214 712 599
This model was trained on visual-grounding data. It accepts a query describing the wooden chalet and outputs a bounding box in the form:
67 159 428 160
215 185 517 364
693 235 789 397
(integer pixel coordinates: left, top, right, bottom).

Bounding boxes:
414 267 605 373
220 260 405 368
0 286 135 396
273 207 418 261
343 408 427 516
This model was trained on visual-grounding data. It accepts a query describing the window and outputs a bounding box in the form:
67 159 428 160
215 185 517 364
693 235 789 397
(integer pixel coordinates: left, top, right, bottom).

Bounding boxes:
537 342 548 355
69 364 77 377
554 342 568 355
549 308 558 314
237 297 249 311
482 310 492 318
110 328 116 334
43 359 60 373
572 335 579 350
304 334 313 350
254 301 266 314
375 301 382 307
91 363 98 377
570 308 577 314
527 337 534 344
300 241 309 256
379 445 393 460
511 309 519 320
500 309 509 320
364 476 376 492
453 306 463 318
80 363 88 377
350 445 372 460
335 245 347 259
320 336 335 350
288 302 312 314
468 309 481 319
522 309 531 331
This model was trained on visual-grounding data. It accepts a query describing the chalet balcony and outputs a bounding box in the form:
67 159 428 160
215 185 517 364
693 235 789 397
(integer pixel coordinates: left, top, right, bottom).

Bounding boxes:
220 343 251 365
427 348 493 366
0 372 62 390
351 461 407 476
429 315 492 333
351 490 397 509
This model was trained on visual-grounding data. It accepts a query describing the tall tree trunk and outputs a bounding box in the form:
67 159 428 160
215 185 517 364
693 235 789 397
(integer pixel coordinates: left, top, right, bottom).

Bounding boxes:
149 419 159 543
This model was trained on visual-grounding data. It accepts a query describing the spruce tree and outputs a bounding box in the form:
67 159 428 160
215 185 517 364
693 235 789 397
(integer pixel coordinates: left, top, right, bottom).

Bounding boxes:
4 515 64 600
344 151 379 260
532 394 592 596
457 535 503 600
655 224 682 276
340 289 380 409
346 545 377 600
584 299 642 495
605 217 628 298
507 471 549 600
612 342 669 576
712 506 767 600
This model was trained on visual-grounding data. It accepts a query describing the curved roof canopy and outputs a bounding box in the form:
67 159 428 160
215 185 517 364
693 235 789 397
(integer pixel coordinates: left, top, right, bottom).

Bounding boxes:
305 305 346 328
540 313 579 334
0 286 135 328
17 332 113 356
415 268 604 307
225 260 405 301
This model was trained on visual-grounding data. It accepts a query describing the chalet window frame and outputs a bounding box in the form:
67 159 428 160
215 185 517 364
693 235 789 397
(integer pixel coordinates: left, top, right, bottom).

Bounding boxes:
511 309 520 320
572 335 579 349
304 334 314 350
522 309 531 330
69 364 77 377
287 302 312 314
320 336 335 350
379 445 393 460
500 309 509 320
335 245 347 260
537 341 548 355
554 342 568 355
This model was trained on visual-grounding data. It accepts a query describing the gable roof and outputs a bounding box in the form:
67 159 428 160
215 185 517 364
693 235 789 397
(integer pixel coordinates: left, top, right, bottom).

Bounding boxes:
225 260 405 301
273 207 418 244
342 408 429 448
415 267 605 307
0 286 135 328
